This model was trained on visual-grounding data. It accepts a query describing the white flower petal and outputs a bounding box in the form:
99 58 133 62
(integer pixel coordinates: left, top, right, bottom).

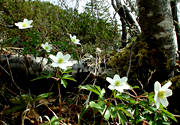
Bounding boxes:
27 20 33 25
114 74 120 80
56 52 63 57
155 101 160 109
165 89 172 97
15 22 21 27
120 77 128 83
66 61 74 67
51 62 58 67
116 87 124 93
59 64 68 69
108 85 115 90
64 54 71 61
106 77 114 85
49 54 56 61
121 84 130 90
24 18 28 22
160 98 169 107
75 39 80 43
154 81 161 92
70 60 77 65
75 42 81 45
154 93 158 102
72 35 76 39
162 81 172 90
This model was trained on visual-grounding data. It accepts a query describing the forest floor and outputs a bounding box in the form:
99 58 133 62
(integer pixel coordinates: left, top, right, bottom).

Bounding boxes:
0 47 180 125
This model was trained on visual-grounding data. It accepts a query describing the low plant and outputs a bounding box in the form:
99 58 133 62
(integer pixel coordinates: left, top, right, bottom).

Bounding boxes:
79 76 177 125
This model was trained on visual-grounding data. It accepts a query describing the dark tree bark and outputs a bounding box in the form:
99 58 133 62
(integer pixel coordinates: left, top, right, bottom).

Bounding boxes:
137 0 176 81
111 0 127 42
111 0 140 46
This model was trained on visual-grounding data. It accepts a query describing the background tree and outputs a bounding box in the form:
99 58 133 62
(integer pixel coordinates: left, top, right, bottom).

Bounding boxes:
111 0 140 46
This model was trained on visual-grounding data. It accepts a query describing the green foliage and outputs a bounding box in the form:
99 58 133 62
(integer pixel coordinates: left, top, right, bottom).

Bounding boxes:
6 92 53 114
40 116 60 125
21 30 41 56
79 84 105 98
0 0 120 53
79 84 177 124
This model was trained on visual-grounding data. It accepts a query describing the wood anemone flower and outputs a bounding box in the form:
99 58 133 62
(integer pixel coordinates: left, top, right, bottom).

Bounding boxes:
15 18 33 29
69 34 81 45
41 42 52 52
154 81 172 109
106 74 130 93
49 52 74 70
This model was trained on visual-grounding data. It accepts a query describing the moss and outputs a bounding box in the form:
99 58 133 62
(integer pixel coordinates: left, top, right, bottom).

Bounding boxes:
107 36 172 90
161 75 180 114
162 75 180 90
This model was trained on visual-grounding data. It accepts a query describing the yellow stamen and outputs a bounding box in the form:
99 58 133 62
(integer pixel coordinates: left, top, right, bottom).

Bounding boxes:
58 58 64 64
45 46 49 50
22 23 28 27
158 91 165 99
115 81 121 86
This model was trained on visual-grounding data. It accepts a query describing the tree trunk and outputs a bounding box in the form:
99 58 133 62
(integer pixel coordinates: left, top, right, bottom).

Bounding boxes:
111 0 127 42
111 0 141 47
170 1 179 51
137 0 176 82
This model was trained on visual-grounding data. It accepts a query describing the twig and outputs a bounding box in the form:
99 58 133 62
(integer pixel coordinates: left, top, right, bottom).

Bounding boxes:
6 56 21 91
84 78 97 105
126 41 135 78
137 78 144 89
5 87 18 96
84 53 99 105
124 91 136 98
0 64 10 76
146 69 156 86
21 108 30 125
131 89 138 97
80 72 91 85
174 114 180 118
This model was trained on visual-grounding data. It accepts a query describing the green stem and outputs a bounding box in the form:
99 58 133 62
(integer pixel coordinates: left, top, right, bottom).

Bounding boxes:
56 69 62 116
58 80 62 116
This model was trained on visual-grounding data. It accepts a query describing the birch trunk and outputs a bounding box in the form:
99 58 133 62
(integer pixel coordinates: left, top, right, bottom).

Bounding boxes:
137 0 176 81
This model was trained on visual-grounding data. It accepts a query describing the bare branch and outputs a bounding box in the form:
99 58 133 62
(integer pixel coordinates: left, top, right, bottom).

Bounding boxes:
111 0 118 11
